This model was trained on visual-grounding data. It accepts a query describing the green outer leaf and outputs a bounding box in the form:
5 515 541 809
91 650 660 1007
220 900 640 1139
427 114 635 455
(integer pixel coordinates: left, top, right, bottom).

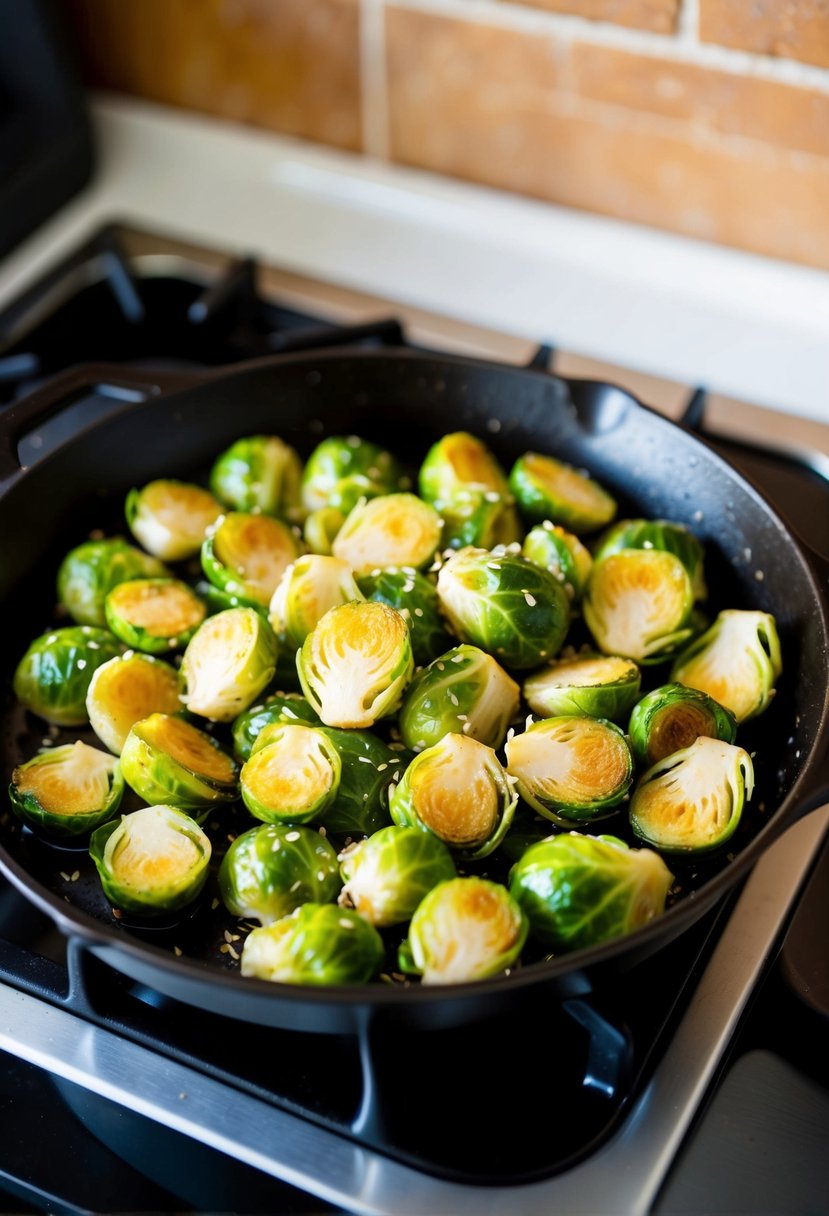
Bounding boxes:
505 715 634 825
300 435 402 514
13 626 124 726
120 714 239 818
522 523 593 602
356 568 452 667
239 726 342 825
403 876 528 983
629 736 754 854
89 806 211 916
232 693 321 760
593 518 707 601
241 903 384 985
209 435 304 520
9 744 124 839
57 538 168 627
628 682 737 768
522 653 641 723
438 490 523 551
508 834 673 952
398 643 520 752
436 548 570 670
669 609 782 723
180 607 278 723
104 578 206 654
509 452 617 532
339 825 457 927
219 824 341 923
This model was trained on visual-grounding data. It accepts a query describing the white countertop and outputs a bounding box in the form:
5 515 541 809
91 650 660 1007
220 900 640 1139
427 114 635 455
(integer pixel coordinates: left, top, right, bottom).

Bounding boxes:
1 94 828 423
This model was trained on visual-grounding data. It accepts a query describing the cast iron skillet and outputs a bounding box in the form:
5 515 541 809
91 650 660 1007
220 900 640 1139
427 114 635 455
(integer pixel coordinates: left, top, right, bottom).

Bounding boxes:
1 348 827 1035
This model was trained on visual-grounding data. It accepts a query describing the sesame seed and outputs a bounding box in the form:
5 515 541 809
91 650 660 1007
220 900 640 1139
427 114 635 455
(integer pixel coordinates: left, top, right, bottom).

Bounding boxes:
71 870 80 882
457 714 468 721
451 654 464 664
87 641 99 650
211 898 220 910
462 722 472 733
448 692 459 706
506 728 515 742
754 570 765 581
357 756 374 764
285 831 301 842
318 825 327 837
377 763 388 772
524 592 536 607
174 946 183 957
290 880 302 892
403 581 415 593
317 870 326 881
76 659 87 670
414 608 424 617
227 944 240 961
339 918 356 929
484 491 501 503
486 418 501 433
60 871 70 882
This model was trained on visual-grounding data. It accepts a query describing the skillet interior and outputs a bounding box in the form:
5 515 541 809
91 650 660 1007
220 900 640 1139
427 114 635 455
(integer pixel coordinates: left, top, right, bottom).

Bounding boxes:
0 348 826 1034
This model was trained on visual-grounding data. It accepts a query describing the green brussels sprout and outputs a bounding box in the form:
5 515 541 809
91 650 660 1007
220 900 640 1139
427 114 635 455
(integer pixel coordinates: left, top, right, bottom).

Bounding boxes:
104 578 206 654
201 512 302 608
219 823 341 924
436 547 570 670
593 518 707 601
240 724 342 825
297 601 413 729
86 652 182 755
356 568 453 667
628 683 737 768
232 693 321 761
398 644 520 752
630 736 754 853
181 607 278 722
390 733 517 860
583 550 694 664
401 876 528 984
241 903 384 985
509 833 673 952
418 432 521 550
522 522 593 603
332 493 442 576
509 452 617 533
10 741 124 839
523 652 641 723
438 489 523 551
300 435 402 516
57 537 168 627
303 507 345 556
209 434 304 522
120 713 239 816
90 805 211 917
269 555 363 650
670 609 782 723
125 480 223 561
338 826 457 927
14 626 123 726
505 715 633 825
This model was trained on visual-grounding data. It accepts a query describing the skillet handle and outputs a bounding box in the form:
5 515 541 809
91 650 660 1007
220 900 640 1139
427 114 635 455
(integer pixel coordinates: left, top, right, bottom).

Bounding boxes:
0 363 206 484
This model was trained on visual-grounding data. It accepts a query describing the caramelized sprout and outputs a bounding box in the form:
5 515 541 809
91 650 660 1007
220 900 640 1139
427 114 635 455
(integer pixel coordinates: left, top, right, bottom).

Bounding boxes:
219 823 341 924
339 826 456 928
120 712 239 816
241 904 384 986
418 431 520 550
57 537 167 627
523 652 641 723
398 643 520 752
232 693 321 761
14 626 123 726
593 518 707 601
240 724 342 825
86 652 181 755
104 578 206 654
509 452 617 533
181 607 278 722
210 434 304 522
332 493 442 576
583 550 694 664
125 480 222 561
269 555 363 651
670 609 782 723
628 683 737 768
201 511 301 608
10 741 123 839
90 805 211 916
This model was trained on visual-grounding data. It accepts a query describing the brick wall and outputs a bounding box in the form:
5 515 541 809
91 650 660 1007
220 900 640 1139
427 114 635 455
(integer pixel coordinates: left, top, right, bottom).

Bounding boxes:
68 0 829 270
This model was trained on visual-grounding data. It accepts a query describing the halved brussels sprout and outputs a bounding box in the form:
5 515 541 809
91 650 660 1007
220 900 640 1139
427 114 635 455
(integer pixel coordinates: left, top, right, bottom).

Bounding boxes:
219 823 341 924
356 568 453 667
14 626 123 726
401 876 528 985
231 693 321 761
418 432 521 550
390 733 517 860
670 609 782 723
505 715 633 825
90 805 211 917
338 826 457 927
509 834 673 953
436 548 570 670
332 494 442 576
209 435 304 522
628 683 737 768
125 480 223 561
57 538 168 627
181 607 278 722
583 550 694 664
297 601 413 729
629 736 754 853
269 555 363 651
523 522 593 603
398 644 520 752
10 741 124 839
241 903 384 985
523 652 641 723
301 435 402 516
240 724 342 825
86 652 182 755
104 578 206 654
509 452 617 533
593 518 707 601
202 512 301 608
303 507 345 556
120 713 239 816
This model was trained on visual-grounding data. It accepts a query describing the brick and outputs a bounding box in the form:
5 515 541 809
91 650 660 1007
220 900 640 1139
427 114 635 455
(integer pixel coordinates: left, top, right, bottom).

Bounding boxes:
385 7 829 270
572 44 829 158
66 0 363 151
700 0 829 69
498 0 679 34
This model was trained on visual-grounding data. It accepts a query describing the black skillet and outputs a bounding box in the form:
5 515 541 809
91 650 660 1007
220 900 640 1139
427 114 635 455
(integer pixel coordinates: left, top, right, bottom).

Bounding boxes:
1 347 827 1036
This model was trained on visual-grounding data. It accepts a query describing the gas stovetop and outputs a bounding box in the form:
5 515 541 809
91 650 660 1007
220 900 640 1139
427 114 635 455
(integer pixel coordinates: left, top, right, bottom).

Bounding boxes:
0 224 826 1215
